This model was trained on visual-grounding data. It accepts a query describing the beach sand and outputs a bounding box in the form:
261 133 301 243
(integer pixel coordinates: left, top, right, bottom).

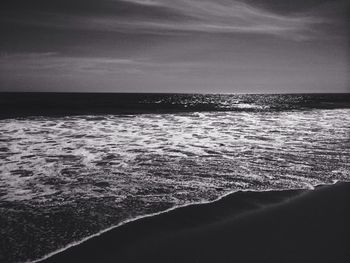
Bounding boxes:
41 182 350 263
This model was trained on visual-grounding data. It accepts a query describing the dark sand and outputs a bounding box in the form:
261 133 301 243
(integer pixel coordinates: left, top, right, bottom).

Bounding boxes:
41 182 350 263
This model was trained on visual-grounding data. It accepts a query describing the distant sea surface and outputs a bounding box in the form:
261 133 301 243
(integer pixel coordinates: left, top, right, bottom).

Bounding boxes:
0 93 349 262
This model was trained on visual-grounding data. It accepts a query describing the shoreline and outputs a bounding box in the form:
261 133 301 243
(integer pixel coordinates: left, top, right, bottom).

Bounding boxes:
33 186 307 263
38 181 350 263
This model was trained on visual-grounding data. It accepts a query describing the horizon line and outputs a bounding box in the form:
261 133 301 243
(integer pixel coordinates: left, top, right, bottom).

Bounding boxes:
1 91 349 95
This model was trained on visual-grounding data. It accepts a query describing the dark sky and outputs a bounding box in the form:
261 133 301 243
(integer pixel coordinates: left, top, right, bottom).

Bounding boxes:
0 0 349 93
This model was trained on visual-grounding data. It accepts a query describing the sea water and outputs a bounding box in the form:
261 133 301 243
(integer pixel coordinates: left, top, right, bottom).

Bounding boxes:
0 93 349 262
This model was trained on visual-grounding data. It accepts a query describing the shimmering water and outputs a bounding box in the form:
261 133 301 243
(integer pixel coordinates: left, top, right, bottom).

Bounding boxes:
0 94 349 262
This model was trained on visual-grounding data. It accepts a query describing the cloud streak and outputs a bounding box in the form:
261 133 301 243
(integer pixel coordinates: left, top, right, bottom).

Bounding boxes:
0 52 147 75
1 0 328 40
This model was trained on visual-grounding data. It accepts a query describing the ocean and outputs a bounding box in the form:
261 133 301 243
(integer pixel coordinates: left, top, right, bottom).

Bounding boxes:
0 93 349 262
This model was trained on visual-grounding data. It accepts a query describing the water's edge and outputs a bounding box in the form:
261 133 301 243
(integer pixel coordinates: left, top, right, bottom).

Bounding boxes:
32 179 346 263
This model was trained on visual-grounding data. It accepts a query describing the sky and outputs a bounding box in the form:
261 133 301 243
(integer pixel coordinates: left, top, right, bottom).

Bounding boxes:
0 0 349 93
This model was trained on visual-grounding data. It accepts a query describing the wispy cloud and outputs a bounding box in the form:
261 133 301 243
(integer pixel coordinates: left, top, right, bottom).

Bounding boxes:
101 0 326 40
0 51 239 81
1 0 326 40
0 52 147 75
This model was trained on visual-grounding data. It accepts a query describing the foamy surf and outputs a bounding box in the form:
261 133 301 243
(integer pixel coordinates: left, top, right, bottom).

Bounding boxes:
1 94 349 262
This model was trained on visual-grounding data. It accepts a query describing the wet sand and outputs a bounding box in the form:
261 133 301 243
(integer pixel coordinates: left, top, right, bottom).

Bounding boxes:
41 182 350 263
